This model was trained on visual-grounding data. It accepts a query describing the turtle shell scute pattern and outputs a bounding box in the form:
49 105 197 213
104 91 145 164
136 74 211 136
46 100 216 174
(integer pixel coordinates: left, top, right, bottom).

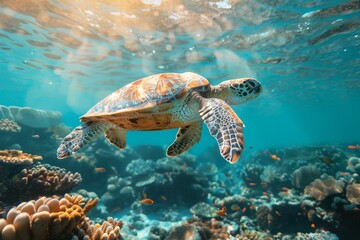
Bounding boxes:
83 72 210 116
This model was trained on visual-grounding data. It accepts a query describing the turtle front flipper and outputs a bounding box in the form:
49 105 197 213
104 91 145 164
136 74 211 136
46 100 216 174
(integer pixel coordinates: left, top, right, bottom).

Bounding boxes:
199 98 244 164
105 127 127 149
57 121 110 159
166 121 202 157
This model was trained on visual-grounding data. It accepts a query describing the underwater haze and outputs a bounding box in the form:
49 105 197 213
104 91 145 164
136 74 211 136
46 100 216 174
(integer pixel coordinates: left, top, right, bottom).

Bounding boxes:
0 0 360 240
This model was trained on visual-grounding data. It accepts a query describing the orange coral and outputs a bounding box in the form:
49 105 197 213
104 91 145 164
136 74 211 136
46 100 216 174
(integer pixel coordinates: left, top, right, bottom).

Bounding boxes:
304 177 344 201
77 217 123 240
0 194 99 240
0 150 42 165
0 119 21 132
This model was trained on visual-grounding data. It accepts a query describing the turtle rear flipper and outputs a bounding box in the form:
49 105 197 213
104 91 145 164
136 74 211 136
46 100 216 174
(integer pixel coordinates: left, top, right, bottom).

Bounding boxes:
57 121 110 159
199 98 244 164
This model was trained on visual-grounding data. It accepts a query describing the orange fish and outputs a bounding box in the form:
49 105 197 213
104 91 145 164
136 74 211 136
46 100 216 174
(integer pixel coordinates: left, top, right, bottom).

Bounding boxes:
94 167 106 173
231 205 241 211
249 198 255 201
242 207 247 213
249 182 257 186
348 144 359 149
340 172 349 177
215 207 227 217
139 198 154 205
282 187 289 191
249 205 256 210
270 154 280 161
311 223 315 228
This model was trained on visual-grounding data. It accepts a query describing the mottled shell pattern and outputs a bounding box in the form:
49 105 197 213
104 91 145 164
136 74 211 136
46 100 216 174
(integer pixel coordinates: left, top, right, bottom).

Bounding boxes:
81 72 210 119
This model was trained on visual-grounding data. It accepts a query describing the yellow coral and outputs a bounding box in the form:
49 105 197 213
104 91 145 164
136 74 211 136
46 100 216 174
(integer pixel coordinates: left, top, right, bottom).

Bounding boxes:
0 150 42 165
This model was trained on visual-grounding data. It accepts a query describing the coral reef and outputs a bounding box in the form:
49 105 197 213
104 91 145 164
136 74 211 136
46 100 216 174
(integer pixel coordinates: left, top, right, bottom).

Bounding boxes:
346 184 360 205
0 119 21 133
0 105 62 129
0 194 108 240
304 177 344 201
291 165 320 188
0 150 42 165
10 164 82 200
75 217 123 240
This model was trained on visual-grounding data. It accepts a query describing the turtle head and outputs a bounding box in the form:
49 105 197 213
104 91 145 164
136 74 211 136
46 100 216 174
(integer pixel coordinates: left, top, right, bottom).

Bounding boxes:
213 78 262 105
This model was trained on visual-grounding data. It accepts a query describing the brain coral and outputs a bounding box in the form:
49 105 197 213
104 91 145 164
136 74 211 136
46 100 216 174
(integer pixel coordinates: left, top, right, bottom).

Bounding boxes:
0 150 42 165
11 164 82 197
0 119 21 132
304 177 344 201
0 194 99 240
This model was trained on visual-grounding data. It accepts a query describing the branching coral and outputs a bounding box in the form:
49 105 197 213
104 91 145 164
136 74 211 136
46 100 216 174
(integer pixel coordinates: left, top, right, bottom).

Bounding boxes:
76 217 123 240
0 194 99 240
0 119 21 132
304 177 344 201
0 150 42 165
11 164 82 198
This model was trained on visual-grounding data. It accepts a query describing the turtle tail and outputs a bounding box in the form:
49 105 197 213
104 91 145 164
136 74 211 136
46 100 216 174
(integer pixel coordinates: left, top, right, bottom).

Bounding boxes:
57 121 109 159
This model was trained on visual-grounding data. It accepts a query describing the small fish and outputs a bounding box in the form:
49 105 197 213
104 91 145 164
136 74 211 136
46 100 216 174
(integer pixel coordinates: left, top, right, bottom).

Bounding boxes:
311 223 315 228
224 173 231 178
340 172 349 177
319 156 334 165
94 167 106 173
242 207 247 213
275 210 281 216
231 204 241 211
348 144 359 149
160 195 167 201
139 198 154 205
245 178 253 181
270 154 280 161
249 205 256 210
215 207 227 217
249 198 255 201
263 192 268 197
32 134 40 138
249 182 257 186
249 145 253 149
282 187 289 191
111 207 121 213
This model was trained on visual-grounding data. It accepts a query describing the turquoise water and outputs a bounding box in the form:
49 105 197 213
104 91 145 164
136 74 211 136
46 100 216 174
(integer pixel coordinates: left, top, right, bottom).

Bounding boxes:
1 1 360 239
1 0 359 152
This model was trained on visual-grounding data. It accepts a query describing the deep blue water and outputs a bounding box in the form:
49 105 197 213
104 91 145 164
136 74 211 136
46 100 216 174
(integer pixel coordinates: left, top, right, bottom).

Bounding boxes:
1 1 359 156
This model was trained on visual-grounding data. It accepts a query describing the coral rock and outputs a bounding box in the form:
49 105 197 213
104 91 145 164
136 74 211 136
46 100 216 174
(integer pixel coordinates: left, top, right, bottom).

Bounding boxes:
0 194 99 240
11 164 82 197
291 165 320 188
0 150 42 165
0 119 21 132
346 184 360 205
304 177 344 201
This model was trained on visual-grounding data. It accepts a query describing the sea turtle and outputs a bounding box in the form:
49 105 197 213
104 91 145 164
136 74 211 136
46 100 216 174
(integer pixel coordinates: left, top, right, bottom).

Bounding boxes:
57 72 261 163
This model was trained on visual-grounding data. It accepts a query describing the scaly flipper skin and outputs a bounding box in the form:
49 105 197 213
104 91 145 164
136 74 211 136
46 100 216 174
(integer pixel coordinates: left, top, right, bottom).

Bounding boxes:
199 98 244 164
166 121 202 157
57 121 110 159
105 127 127 149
